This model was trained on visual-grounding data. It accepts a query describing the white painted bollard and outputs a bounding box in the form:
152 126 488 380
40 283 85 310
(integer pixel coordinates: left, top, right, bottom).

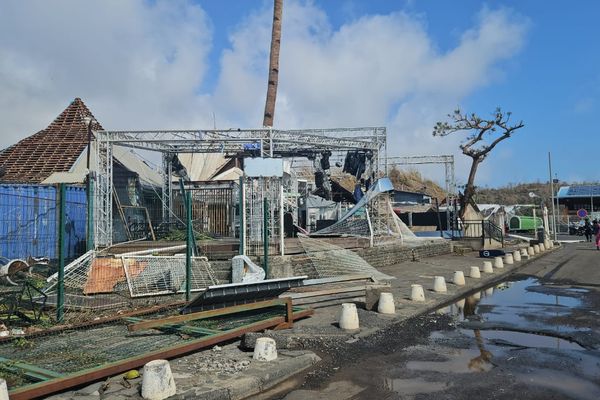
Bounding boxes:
455 298 466 309
513 250 521 262
141 360 176 400
411 284 426 301
472 291 481 300
482 261 494 273
453 271 466 286
433 276 447 293
521 248 528 257
0 379 8 400
504 253 514 265
533 244 540 254
539 243 546 252
338 303 360 330
377 292 396 314
494 257 504 269
253 337 278 361
549 241 554 249
528 246 535 256
469 266 481 278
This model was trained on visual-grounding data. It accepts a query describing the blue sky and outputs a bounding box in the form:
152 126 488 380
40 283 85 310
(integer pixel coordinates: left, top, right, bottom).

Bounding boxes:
0 0 598 187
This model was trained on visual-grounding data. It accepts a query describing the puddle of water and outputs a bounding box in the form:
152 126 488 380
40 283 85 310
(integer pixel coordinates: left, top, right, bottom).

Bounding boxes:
514 368 600 400
460 329 585 351
406 346 495 373
383 377 450 395
442 278 590 335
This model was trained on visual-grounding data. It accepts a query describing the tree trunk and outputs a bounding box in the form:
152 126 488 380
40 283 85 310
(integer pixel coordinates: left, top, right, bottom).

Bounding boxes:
262 0 283 128
460 156 481 220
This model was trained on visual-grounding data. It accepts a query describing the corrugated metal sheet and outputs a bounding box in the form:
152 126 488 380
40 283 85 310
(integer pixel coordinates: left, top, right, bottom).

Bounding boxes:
0 184 87 260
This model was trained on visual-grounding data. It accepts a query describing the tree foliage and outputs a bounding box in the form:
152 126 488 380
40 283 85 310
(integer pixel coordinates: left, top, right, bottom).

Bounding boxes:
434 107 524 218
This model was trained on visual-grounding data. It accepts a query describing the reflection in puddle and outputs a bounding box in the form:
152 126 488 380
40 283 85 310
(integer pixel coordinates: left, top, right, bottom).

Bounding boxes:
461 329 585 351
406 345 494 373
383 377 450 395
515 368 600 400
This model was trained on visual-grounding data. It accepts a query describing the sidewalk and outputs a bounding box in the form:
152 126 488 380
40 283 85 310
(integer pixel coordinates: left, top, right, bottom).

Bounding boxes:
48 244 560 400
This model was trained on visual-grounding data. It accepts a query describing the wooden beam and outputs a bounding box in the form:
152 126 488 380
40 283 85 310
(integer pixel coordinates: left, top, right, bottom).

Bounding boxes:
127 298 287 332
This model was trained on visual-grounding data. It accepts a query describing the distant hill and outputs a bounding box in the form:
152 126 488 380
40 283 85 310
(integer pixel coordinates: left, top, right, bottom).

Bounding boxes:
474 182 556 206
388 168 446 200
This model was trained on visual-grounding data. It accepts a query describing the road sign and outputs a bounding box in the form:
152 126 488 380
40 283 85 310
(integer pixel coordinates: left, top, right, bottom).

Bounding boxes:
577 209 588 218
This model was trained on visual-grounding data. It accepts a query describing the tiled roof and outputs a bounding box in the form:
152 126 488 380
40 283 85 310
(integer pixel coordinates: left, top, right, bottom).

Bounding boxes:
0 98 103 183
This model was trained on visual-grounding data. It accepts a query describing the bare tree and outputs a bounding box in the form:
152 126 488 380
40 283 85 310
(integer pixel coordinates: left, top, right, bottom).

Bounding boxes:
433 107 524 218
263 0 283 127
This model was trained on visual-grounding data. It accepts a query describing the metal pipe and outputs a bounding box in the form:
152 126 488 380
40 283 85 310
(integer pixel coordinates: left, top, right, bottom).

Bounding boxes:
186 190 192 302
57 183 66 322
263 197 270 277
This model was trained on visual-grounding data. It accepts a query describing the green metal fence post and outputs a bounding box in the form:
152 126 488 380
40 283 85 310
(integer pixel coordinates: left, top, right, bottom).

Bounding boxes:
186 190 192 302
57 183 66 322
263 198 269 278
239 176 245 255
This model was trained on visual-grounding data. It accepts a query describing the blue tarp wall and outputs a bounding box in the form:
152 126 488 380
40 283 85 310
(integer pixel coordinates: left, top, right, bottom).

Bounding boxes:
0 184 87 260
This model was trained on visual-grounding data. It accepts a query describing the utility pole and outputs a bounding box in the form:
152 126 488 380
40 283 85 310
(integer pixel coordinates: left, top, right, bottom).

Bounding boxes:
548 152 557 241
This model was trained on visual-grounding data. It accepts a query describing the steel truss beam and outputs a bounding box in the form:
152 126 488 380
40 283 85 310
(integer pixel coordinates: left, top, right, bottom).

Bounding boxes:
93 127 386 247
386 155 456 196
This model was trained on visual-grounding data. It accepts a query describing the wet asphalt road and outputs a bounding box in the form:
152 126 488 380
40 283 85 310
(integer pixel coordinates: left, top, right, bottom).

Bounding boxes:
275 243 600 400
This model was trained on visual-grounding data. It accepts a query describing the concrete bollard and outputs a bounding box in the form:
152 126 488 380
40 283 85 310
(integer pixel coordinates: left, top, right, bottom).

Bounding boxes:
453 271 466 286
253 337 278 361
513 250 522 262
521 248 528 257
484 287 494 297
504 253 514 265
0 379 7 400
482 261 494 273
469 266 481 278
494 257 504 269
411 284 426 301
433 276 447 293
141 360 176 400
455 298 466 309
539 243 546 252
377 293 396 314
472 291 481 300
528 246 535 256
533 244 540 254
338 303 360 330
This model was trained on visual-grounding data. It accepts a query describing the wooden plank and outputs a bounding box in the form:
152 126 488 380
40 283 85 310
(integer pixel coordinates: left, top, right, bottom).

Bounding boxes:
127 298 287 332
284 286 366 300
300 275 373 287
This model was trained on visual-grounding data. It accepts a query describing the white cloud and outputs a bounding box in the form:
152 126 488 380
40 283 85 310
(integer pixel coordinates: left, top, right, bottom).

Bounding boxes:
0 1 529 185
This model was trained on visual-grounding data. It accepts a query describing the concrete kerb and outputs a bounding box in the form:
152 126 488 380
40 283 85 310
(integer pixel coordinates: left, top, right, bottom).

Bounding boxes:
243 244 563 347
231 245 564 400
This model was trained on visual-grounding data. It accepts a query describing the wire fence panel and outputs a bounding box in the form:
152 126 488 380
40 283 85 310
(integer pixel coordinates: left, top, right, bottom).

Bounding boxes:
122 255 219 297
0 184 87 261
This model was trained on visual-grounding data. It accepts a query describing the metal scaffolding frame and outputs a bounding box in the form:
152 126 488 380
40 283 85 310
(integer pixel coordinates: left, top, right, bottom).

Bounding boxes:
93 127 386 247
386 155 456 198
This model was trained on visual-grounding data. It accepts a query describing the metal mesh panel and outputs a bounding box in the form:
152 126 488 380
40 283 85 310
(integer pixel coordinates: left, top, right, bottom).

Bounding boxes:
297 235 394 281
122 256 219 297
244 177 282 256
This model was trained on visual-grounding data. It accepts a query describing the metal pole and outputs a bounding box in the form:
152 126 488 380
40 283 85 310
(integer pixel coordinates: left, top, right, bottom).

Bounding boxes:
86 177 94 251
239 176 245 255
57 183 66 322
533 206 537 242
263 197 269 277
548 152 557 241
185 190 192 302
86 121 94 251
